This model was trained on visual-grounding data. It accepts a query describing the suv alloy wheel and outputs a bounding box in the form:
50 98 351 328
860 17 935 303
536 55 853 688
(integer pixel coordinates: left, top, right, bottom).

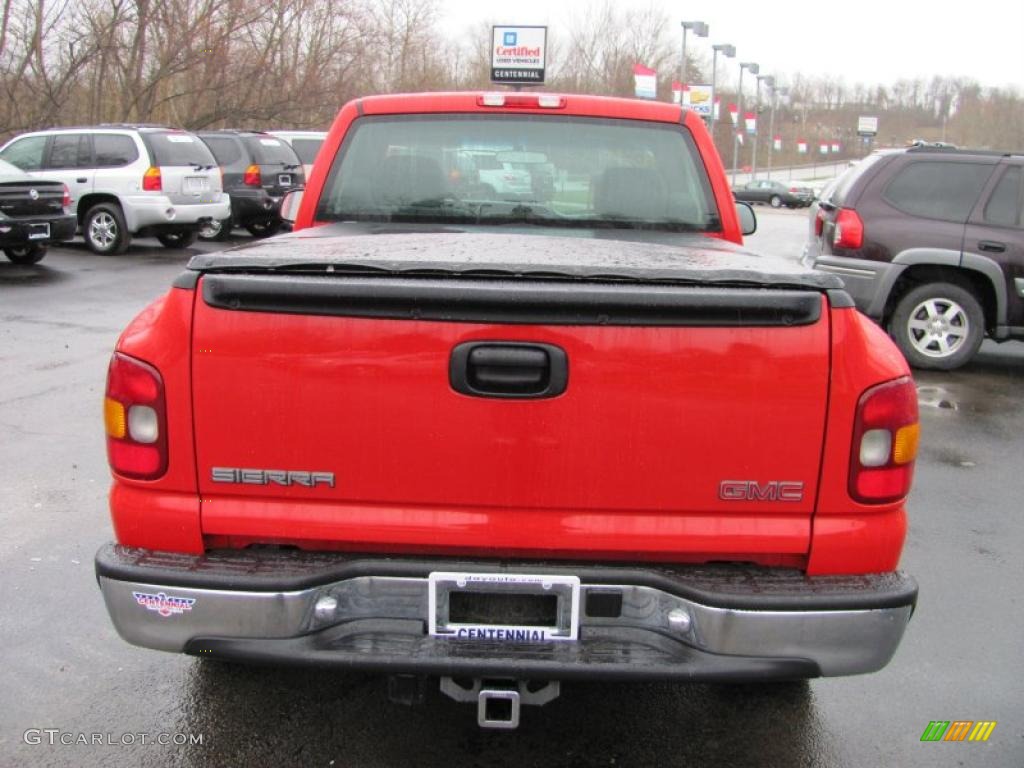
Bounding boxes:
84 203 131 254
889 282 985 370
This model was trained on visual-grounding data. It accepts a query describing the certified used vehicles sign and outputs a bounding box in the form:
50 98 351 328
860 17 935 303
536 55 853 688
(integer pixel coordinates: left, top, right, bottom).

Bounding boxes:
491 26 546 84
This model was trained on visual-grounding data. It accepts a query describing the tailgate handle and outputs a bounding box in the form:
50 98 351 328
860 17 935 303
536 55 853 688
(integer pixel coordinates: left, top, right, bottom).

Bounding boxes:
450 342 568 399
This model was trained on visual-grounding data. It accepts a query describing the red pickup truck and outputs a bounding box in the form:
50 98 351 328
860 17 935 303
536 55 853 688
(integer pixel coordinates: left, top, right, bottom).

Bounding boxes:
97 92 918 729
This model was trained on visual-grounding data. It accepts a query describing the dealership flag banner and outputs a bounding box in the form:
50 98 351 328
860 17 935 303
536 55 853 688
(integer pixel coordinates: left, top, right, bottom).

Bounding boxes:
797 140 807 154
745 112 756 135
490 26 547 84
819 142 829 155
735 130 744 145
773 135 782 151
713 96 720 121
671 81 683 104
832 142 841 153
683 84 714 117
633 64 657 99
728 103 738 125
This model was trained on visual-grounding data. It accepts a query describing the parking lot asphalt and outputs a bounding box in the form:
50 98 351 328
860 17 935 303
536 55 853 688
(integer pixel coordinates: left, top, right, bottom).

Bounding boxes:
1 216 1022 767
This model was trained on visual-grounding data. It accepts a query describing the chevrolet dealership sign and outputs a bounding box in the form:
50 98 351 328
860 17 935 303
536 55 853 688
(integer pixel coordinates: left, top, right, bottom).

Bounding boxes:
491 26 546 84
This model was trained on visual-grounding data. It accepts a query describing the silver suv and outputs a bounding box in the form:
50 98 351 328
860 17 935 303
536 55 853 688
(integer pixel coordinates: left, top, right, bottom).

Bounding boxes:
0 126 229 254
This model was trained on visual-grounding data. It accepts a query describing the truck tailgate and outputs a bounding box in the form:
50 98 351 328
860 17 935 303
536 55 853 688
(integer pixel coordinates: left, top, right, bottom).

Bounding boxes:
191 271 831 563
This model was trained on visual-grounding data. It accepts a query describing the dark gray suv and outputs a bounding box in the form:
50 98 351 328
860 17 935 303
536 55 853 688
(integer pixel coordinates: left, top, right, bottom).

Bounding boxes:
804 146 1024 370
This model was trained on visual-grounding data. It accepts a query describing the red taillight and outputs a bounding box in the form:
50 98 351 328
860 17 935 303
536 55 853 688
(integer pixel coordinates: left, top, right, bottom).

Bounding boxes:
243 164 262 187
142 166 162 191
849 377 919 504
833 207 864 249
61 183 71 213
104 353 167 480
814 207 826 237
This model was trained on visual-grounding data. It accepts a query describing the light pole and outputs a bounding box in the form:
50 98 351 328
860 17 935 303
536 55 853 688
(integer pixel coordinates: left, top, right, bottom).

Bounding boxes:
731 61 758 186
766 85 787 181
709 43 735 134
752 74 774 180
679 21 709 102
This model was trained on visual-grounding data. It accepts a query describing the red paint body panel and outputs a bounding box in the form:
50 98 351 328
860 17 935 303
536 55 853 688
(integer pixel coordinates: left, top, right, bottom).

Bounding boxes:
806 308 912 574
189 292 830 561
294 92 743 244
110 484 204 553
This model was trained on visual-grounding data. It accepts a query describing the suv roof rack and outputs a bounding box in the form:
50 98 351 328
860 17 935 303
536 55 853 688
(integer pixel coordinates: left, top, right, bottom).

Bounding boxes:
906 144 1022 158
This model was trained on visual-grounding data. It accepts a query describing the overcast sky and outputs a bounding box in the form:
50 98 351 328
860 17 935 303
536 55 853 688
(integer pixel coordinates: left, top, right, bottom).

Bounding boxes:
440 0 1024 90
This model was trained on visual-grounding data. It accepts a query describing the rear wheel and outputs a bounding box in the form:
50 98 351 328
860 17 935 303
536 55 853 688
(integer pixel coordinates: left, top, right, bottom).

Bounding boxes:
3 244 48 264
769 195 782 208
83 203 131 254
889 282 985 370
156 229 198 249
198 217 231 241
245 219 281 238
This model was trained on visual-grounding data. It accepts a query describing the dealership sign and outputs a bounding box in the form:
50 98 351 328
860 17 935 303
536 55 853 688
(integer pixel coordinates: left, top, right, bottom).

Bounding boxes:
683 84 713 117
491 26 546 84
857 115 879 137
633 64 657 99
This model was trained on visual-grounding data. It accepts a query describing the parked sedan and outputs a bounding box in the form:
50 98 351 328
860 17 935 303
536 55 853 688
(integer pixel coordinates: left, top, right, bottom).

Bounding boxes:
733 179 814 208
0 159 76 263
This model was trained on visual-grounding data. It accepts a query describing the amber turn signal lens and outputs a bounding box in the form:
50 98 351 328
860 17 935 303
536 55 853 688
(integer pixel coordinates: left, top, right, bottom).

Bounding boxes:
104 397 126 439
893 423 920 465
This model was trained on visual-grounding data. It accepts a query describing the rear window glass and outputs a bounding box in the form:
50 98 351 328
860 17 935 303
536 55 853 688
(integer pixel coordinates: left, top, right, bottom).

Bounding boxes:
983 167 1023 227
884 161 993 222
145 132 217 166
200 136 243 166
315 114 720 233
289 138 323 164
830 154 885 206
243 136 300 165
94 134 138 167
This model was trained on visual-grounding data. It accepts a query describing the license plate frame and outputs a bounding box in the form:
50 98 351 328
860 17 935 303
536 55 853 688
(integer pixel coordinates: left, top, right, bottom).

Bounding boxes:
184 176 209 193
428 572 580 642
27 222 50 240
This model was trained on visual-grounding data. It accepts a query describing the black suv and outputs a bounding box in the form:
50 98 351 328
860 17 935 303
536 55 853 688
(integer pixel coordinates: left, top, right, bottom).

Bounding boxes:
195 130 305 239
805 146 1024 369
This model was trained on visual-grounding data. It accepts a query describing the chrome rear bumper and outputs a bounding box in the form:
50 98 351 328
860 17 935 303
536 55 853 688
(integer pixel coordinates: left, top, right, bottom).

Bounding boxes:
96 543 916 680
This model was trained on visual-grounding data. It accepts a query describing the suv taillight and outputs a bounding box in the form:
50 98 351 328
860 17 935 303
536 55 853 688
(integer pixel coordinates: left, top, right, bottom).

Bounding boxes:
243 164 261 187
142 166 162 192
849 377 919 504
61 183 71 213
833 208 864 249
814 207 826 237
104 353 168 480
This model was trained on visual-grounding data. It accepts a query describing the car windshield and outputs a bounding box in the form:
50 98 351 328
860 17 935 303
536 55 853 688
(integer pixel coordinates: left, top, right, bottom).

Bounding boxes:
315 114 720 232
0 158 29 180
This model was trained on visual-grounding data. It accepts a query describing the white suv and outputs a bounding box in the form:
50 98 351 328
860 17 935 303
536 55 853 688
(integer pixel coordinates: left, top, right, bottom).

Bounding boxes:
0 126 230 254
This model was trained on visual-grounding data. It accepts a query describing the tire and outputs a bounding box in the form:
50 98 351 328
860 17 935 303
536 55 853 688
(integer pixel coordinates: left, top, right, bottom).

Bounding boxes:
4 244 47 264
156 229 198 249
83 203 131 254
888 282 985 370
198 217 231 241
769 195 782 208
244 219 282 238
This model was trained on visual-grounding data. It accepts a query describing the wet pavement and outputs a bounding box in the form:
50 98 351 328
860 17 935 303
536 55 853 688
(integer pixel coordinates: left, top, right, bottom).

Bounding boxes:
1 218 1022 767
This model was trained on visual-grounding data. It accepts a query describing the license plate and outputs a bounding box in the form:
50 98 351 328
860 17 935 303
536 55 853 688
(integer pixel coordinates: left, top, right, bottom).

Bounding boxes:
278 174 292 187
185 176 209 193
428 572 580 642
27 222 50 240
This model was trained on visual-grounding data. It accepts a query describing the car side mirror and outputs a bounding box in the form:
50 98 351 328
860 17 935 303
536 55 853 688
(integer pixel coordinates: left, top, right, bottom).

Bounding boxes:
736 201 757 236
280 189 304 225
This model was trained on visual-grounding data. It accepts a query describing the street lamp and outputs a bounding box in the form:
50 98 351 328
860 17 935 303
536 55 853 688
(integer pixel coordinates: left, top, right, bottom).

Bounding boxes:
731 62 758 185
766 85 788 180
751 74 774 180
679 21 709 100
709 43 735 133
